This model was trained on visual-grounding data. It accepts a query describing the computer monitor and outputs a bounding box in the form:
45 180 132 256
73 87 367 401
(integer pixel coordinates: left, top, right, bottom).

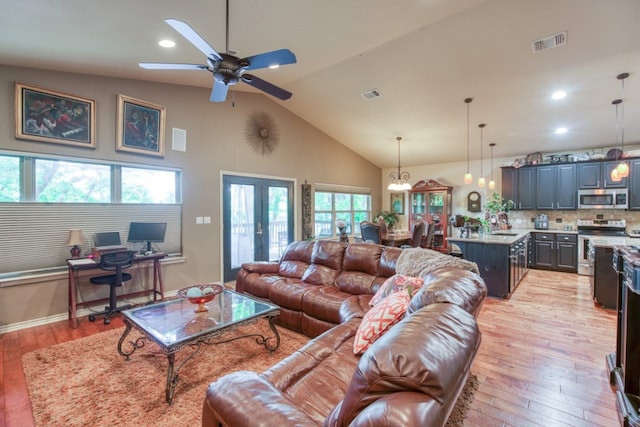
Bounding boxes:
127 222 167 253
93 231 121 247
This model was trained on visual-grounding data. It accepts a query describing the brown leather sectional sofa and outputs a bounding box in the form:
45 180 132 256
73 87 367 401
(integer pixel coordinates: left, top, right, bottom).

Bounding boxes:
203 240 487 427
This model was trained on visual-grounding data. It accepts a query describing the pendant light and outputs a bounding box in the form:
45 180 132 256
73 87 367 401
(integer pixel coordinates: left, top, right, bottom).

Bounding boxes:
611 98 623 182
613 72 630 180
488 142 496 190
478 124 486 187
463 98 473 184
388 136 411 191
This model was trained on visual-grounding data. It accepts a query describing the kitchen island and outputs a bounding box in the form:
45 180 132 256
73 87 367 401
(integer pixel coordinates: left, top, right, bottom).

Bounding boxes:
448 230 530 298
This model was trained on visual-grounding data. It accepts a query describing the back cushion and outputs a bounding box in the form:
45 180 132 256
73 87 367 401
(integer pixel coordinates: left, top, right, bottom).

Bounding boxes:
333 304 480 426
311 240 346 270
336 244 383 294
278 241 314 278
378 246 402 277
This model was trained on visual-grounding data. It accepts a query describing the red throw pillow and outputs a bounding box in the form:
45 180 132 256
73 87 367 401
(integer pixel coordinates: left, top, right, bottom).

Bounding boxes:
370 274 423 307
353 292 410 355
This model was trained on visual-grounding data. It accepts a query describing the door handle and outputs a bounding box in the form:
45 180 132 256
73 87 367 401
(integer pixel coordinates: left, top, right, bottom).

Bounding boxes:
256 222 263 235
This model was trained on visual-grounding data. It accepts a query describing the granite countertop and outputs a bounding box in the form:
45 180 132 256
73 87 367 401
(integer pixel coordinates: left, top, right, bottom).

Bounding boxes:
590 235 640 248
447 227 579 245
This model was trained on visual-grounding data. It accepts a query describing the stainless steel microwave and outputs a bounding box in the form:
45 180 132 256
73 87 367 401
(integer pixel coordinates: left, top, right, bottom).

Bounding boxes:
578 188 628 209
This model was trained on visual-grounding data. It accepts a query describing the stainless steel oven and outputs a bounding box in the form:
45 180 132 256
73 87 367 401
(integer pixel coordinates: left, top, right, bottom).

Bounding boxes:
577 219 627 276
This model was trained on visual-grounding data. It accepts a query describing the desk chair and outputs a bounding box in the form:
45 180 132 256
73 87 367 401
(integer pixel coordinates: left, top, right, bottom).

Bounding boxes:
400 221 426 249
88 250 135 325
360 221 382 244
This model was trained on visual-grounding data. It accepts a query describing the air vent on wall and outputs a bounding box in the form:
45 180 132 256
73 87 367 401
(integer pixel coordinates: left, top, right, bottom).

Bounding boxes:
360 88 383 100
531 31 567 53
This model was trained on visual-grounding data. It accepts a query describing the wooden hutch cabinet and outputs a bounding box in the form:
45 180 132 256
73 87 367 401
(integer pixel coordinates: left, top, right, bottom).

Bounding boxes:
408 179 453 253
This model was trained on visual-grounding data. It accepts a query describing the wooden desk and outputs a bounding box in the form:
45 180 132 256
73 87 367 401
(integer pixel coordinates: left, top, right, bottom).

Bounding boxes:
67 252 166 328
382 232 412 247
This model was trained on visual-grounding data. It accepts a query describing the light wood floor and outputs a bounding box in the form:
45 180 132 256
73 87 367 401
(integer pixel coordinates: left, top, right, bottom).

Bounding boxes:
0 269 618 426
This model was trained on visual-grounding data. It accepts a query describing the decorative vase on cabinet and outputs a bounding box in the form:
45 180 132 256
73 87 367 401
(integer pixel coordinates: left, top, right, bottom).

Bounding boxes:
409 179 453 253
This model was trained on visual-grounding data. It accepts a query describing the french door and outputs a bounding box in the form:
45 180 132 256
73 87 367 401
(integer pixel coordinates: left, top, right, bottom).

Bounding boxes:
222 175 294 282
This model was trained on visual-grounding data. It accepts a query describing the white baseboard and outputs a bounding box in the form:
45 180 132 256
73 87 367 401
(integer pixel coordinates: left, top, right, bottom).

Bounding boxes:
0 290 179 335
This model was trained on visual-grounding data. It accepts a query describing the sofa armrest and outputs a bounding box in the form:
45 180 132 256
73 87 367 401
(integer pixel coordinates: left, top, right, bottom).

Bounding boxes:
203 371 317 427
325 392 443 427
241 261 280 274
339 294 373 322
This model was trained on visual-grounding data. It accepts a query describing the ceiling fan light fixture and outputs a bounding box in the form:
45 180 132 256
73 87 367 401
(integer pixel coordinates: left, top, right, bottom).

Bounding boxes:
158 39 175 48
388 137 411 191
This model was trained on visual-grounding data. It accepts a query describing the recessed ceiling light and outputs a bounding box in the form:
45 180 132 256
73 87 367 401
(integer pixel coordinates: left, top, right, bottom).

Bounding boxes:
158 40 175 48
555 127 568 135
552 90 567 100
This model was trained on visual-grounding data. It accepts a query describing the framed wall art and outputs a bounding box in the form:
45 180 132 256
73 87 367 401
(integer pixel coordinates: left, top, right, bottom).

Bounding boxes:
116 94 166 157
15 82 96 148
390 192 405 215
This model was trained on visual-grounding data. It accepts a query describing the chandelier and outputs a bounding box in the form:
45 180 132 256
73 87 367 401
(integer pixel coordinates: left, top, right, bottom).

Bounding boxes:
388 136 411 191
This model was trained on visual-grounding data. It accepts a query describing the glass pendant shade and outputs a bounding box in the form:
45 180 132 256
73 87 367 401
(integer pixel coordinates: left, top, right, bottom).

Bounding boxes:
616 161 629 178
464 172 472 185
611 167 621 182
488 179 496 190
478 176 486 187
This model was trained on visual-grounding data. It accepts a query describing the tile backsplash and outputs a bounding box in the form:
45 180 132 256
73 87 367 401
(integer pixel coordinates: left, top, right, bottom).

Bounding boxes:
508 209 640 231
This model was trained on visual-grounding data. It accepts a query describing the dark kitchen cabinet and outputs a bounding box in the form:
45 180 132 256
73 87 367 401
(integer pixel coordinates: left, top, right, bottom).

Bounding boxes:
454 236 528 298
531 232 577 272
592 246 617 309
629 159 640 210
501 167 516 204
535 163 577 210
516 167 535 210
578 160 628 189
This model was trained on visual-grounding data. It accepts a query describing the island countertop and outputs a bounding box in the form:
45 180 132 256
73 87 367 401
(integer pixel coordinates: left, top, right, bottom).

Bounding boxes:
447 228 578 245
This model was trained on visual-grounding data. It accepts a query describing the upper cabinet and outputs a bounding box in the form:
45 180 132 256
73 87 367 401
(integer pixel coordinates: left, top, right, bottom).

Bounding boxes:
630 159 640 210
409 179 452 253
536 164 577 210
577 160 628 189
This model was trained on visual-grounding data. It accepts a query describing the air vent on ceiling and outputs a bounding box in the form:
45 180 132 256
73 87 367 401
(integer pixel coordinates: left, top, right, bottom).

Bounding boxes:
531 31 567 53
360 89 383 100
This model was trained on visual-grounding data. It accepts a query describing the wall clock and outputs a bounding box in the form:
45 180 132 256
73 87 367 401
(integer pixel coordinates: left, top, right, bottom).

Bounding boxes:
467 191 481 212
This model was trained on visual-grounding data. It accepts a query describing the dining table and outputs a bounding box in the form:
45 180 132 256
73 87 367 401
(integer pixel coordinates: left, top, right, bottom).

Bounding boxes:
382 231 412 247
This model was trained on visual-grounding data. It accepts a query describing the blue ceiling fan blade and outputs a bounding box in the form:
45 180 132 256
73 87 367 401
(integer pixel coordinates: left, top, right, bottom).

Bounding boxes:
210 78 229 102
241 49 297 71
165 18 222 61
241 74 292 100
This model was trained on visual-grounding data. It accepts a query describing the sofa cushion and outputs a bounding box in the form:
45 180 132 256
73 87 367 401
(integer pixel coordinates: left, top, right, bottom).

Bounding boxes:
302 286 353 324
335 271 377 295
353 292 410 354
369 274 424 307
332 304 481 426
278 241 315 278
408 266 487 316
310 240 347 271
342 243 382 276
269 279 315 310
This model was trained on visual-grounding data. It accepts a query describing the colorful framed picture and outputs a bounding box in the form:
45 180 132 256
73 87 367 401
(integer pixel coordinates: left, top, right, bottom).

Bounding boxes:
15 82 96 148
116 94 166 157
390 193 405 215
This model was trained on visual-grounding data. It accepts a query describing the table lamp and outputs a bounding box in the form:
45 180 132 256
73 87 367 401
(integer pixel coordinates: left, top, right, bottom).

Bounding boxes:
66 229 84 258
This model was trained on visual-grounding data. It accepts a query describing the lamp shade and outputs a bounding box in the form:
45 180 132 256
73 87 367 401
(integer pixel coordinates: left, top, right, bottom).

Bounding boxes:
66 229 85 247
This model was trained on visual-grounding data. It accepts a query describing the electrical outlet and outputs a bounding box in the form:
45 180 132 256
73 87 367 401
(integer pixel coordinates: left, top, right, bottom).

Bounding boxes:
204 216 211 224
196 216 203 224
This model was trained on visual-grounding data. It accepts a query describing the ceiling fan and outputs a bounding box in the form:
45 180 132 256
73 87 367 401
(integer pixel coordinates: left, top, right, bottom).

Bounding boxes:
139 1 296 102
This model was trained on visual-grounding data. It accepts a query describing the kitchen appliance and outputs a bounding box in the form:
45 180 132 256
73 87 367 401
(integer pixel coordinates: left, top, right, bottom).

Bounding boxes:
534 213 549 230
578 188 628 209
577 218 627 276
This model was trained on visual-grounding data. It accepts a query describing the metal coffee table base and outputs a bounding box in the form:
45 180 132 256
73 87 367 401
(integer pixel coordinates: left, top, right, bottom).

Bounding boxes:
117 314 280 404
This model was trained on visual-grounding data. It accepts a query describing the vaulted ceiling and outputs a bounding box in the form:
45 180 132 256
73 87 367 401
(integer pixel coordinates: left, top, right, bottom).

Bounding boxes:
2 0 639 168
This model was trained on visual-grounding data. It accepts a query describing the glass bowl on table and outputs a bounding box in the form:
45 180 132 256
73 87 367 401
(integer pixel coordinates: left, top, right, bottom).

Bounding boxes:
177 283 224 313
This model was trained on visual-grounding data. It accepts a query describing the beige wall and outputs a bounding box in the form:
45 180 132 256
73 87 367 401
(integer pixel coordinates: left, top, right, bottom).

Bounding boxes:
0 64 382 328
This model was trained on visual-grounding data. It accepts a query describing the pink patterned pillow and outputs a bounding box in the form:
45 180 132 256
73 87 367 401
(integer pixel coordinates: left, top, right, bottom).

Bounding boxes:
370 274 423 307
353 292 410 354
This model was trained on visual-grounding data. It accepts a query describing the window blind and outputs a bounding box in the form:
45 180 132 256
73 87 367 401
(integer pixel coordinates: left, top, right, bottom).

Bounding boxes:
0 204 182 274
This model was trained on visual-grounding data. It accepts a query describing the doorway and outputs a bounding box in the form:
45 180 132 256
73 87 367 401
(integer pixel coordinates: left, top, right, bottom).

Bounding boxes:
222 175 294 282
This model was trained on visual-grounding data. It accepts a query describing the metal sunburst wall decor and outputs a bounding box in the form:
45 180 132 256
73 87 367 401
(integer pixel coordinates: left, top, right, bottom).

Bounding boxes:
245 111 280 155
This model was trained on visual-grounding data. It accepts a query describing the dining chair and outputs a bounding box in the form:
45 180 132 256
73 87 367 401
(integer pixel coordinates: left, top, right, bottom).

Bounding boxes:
360 221 382 244
421 222 436 249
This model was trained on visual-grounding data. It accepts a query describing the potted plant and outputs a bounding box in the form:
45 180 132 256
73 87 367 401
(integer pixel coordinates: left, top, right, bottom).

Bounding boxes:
483 192 515 230
373 210 400 230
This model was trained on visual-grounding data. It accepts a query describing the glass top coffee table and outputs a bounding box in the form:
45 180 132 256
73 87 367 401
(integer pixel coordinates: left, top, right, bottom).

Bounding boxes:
117 288 280 404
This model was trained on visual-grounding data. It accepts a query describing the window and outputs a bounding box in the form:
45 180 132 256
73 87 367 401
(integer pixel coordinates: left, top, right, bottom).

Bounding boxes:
0 155 20 202
0 152 183 274
314 191 371 238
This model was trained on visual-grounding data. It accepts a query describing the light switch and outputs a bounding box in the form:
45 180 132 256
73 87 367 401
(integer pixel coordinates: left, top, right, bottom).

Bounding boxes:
204 216 211 224
196 216 204 224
